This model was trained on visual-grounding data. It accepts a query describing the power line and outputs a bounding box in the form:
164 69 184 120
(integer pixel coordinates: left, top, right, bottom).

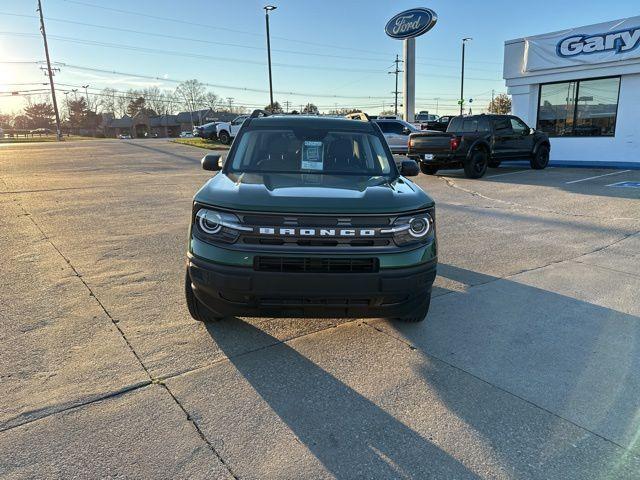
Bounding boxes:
0 31 503 82
0 12 503 74
53 1 503 66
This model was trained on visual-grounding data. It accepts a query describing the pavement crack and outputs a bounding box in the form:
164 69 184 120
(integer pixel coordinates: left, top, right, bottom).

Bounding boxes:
0 381 152 433
159 383 240 480
11 200 239 478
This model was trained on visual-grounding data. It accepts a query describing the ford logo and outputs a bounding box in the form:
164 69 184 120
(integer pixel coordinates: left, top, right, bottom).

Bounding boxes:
385 8 438 40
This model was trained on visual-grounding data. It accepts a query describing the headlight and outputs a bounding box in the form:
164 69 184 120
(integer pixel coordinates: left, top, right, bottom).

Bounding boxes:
192 207 251 244
384 211 434 246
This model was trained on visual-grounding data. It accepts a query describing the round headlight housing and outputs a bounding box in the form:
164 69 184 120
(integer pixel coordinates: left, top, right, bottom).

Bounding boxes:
198 210 222 234
193 207 249 244
388 212 434 246
408 217 430 238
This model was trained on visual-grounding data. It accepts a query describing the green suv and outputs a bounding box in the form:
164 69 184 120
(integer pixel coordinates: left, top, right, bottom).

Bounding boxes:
185 111 437 322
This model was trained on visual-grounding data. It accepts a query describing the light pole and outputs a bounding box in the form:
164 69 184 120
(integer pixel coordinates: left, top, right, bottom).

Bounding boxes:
460 37 472 116
82 84 90 109
263 5 276 109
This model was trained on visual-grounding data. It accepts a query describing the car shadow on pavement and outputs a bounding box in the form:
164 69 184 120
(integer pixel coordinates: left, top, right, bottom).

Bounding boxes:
124 140 204 165
204 320 481 479
386 263 640 477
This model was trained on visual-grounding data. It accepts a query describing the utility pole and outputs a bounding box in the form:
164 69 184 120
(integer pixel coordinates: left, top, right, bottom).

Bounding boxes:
37 0 62 140
435 97 440 115
263 5 277 108
226 97 234 112
284 100 290 113
460 37 472 116
490 89 495 113
388 54 403 117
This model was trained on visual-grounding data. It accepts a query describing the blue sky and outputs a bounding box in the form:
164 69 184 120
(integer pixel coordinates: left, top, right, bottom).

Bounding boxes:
0 0 638 115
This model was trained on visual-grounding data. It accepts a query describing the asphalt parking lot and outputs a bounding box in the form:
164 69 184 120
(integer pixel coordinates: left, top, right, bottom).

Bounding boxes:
1 138 639 479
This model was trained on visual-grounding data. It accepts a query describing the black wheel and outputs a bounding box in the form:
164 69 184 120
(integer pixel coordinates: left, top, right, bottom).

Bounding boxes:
218 130 231 145
530 145 550 170
185 270 223 322
420 163 439 175
488 159 501 168
395 292 431 323
463 149 489 179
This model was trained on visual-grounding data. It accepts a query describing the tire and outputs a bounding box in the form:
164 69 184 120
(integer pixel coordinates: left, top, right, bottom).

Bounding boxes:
463 149 489 179
530 145 550 170
488 159 501 168
185 270 223 322
218 130 231 145
420 163 439 175
395 292 431 323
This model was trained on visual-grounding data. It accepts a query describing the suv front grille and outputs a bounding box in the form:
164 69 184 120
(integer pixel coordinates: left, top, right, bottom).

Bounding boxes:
254 256 379 273
237 212 395 250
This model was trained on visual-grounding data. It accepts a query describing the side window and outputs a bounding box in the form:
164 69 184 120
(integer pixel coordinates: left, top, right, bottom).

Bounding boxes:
462 118 479 132
493 118 512 134
477 117 491 132
447 117 463 132
510 118 529 135
387 122 405 135
376 122 391 133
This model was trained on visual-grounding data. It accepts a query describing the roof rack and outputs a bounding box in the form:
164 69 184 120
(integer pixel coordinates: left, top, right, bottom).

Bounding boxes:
249 109 271 118
344 111 371 122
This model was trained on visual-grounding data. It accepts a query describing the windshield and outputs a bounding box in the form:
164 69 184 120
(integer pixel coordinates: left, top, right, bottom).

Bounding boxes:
227 127 396 177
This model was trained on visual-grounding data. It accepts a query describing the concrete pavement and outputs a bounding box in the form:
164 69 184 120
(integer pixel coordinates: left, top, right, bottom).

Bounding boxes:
1 139 639 478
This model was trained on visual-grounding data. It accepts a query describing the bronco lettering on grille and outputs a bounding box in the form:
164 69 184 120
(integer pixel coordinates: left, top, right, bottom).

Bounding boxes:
258 227 376 237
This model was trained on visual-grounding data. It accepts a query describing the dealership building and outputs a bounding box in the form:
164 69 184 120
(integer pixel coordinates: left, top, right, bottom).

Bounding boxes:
503 16 640 168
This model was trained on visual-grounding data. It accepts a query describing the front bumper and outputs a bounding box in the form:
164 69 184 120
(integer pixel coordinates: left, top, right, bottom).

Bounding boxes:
188 254 437 318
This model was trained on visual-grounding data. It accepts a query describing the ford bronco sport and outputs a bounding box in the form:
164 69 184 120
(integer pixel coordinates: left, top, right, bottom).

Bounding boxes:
185 111 437 322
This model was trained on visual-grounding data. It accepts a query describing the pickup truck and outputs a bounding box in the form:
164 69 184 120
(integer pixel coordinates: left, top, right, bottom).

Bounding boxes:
215 115 249 145
424 115 452 132
186 110 437 323
408 114 551 178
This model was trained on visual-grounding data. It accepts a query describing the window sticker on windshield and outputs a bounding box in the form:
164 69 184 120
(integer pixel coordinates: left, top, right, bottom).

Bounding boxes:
301 141 324 171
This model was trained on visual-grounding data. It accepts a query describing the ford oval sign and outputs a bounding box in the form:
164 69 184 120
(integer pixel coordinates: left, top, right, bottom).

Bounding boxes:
385 8 437 39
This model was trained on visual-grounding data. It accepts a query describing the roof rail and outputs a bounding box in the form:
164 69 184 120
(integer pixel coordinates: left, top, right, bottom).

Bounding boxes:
250 109 271 118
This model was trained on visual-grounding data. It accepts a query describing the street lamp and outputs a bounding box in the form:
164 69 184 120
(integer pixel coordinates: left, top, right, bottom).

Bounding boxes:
82 84 90 109
460 37 472 116
263 5 277 109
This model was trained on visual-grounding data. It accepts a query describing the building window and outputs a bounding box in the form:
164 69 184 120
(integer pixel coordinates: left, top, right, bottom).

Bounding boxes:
537 76 620 137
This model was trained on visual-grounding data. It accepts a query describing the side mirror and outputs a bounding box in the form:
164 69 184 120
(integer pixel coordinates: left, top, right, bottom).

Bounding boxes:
402 127 412 135
400 159 420 177
201 153 222 171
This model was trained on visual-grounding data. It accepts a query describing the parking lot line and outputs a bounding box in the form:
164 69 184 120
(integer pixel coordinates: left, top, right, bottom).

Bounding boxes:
486 168 546 179
565 170 630 185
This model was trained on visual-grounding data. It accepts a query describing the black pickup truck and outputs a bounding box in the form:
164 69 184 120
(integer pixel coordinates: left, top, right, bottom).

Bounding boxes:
408 114 551 178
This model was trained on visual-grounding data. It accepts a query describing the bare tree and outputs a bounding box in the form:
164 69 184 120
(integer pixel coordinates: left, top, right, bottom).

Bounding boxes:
175 80 207 128
204 91 221 111
143 86 169 115
175 80 206 112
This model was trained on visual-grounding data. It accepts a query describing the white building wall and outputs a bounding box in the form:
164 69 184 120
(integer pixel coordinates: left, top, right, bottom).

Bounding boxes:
504 31 640 168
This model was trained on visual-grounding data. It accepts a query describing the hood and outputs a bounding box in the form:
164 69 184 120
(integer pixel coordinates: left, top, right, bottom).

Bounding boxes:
194 172 434 214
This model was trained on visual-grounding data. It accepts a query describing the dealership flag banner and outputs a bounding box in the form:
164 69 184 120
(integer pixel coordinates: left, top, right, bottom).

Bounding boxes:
523 16 640 72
